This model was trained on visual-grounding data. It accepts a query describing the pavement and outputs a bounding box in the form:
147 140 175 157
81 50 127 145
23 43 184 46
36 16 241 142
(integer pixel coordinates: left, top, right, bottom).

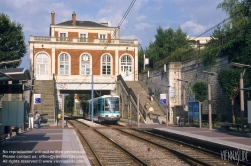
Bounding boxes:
118 118 251 152
0 125 91 166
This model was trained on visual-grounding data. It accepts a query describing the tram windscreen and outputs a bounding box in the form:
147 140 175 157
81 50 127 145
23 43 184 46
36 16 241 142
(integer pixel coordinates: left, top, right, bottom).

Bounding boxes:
104 97 119 111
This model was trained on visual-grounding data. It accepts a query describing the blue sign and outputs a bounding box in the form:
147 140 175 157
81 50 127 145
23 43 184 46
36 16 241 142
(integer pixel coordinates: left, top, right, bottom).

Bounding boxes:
188 102 200 123
160 94 166 104
160 99 166 104
34 94 41 105
35 98 41 104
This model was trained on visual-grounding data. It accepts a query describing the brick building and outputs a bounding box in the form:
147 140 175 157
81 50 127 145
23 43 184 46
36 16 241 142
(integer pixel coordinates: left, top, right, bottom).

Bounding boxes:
29 11 138 123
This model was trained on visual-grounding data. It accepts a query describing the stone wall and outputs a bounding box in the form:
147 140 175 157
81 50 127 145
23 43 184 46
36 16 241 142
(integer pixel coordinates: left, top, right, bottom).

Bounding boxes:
139 56 233 122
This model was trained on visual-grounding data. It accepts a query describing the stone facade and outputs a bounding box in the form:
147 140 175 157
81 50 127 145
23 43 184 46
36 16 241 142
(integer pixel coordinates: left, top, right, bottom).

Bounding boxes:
139 57 233 123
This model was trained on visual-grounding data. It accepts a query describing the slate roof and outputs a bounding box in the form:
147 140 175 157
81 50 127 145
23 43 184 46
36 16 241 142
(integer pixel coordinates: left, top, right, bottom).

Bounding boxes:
56 20 109 28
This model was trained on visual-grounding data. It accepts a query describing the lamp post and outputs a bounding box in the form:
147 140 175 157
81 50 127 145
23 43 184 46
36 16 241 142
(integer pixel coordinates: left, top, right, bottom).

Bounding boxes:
230 62 251 133
202 71 216 130
177 79 189 127
137 94 140 127
161 84 170 126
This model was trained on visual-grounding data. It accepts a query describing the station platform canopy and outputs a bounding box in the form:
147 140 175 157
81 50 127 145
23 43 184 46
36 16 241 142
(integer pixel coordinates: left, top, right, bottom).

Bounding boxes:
0 68 31 94
0 68 31 82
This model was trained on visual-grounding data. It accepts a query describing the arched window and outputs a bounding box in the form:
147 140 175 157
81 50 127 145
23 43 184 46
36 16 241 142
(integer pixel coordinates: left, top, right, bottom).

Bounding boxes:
36 53 49 76
81 54 91 74
121 55 132 72
59 53 69 75
102 54 111 75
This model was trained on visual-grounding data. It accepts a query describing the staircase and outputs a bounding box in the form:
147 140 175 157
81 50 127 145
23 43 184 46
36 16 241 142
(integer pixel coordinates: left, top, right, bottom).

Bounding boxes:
33 80 55 125
124 81 166 124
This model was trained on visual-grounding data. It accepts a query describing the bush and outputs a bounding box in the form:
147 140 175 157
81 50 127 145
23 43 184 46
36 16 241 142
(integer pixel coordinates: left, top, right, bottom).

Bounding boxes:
235 117 248 124
214 114 222 122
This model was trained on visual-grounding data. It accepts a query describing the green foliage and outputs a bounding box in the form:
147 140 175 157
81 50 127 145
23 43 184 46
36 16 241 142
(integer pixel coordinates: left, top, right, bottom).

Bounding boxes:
235 117 248 124
138 44 146 73
192 81 207 102
145 27 190 67
218 68 241 100
201 47 220 66
214 114 222 122
78 94 91 108
217 0 250 29
64 94 74 115
0 13 27 68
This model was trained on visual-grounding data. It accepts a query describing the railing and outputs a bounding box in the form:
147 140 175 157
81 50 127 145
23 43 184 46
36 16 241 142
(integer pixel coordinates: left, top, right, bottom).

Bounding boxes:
53 73 59 123
117 75 147 121
30 36 137 45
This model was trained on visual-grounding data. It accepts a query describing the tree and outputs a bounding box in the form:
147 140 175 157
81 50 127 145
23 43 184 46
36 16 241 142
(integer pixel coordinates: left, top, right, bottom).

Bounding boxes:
0 13 27 68
217 0 249 29
192 81 208 102
192 81 207 125
145 27 190 67
78 94 91 108
218 68 240 123
138 44 147 73
64 94 74 116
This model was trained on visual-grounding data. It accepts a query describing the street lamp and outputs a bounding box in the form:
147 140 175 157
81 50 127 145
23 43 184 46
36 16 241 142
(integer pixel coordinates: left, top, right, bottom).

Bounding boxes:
161 84 171 126
176 78 189 127
230 62 251 133
202 70 216 130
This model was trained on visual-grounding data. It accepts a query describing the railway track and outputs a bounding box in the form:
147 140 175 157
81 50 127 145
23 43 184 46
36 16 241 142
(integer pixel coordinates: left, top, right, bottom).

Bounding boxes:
69 119 239 165
68 120 147 166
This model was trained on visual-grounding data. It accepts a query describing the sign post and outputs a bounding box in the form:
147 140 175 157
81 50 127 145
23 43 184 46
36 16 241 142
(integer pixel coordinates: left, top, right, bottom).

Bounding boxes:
160 93 168 126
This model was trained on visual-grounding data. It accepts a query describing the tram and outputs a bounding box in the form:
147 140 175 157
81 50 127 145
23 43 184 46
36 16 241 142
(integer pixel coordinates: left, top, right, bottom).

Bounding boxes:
82 95 120 123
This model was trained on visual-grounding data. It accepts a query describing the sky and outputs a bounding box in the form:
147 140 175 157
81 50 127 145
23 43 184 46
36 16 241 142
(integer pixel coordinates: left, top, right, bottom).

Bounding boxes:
0 0 228 69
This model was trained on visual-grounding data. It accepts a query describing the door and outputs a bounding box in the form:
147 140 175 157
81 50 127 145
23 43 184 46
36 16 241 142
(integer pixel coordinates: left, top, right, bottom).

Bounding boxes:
36 53 49 80
120 55 133 81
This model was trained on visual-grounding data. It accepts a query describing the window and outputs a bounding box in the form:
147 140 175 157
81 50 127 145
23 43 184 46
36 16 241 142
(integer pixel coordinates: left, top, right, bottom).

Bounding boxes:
60 33 66 41
81 54 91 75
80 34 86 42
121 55 132 72
36 53 49 76
100 34 106 39
59 53 69 75
102 54 111 75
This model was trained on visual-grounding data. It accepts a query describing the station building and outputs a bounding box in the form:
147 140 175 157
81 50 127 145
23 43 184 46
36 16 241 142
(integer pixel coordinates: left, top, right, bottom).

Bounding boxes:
29 11 138 124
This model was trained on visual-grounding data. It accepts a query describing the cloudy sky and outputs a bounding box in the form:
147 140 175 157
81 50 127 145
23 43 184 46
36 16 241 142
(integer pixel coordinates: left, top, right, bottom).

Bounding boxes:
0 0 227 68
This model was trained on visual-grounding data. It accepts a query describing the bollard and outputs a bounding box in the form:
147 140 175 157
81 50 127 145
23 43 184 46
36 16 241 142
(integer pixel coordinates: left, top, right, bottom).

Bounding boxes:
65 120 68 128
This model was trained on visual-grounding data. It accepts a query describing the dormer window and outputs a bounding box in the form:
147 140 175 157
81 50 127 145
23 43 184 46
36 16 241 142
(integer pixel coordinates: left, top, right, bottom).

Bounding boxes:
100 34 106 39
80 34 86 42
60 33 66 41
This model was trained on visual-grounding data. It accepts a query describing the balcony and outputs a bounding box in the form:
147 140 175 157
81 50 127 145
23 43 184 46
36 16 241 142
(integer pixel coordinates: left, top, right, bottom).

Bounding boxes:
30 36 138 45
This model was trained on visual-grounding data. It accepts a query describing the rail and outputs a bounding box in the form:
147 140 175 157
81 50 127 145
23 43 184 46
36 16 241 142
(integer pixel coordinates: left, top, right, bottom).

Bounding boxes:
117 75 147 121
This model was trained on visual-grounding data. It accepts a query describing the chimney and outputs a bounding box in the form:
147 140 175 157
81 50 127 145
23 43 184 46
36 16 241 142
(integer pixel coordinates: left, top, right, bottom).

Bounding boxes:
51 11 55 25
72 11 76 26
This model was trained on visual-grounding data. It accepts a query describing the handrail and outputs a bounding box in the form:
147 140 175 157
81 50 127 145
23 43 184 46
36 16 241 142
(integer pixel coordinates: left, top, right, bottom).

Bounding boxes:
53 73 59 122
117 75 147 121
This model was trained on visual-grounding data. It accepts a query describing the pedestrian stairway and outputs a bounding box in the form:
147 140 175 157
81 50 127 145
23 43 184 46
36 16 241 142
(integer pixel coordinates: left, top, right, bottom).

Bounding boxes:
33 80 55 125
124 81 166 124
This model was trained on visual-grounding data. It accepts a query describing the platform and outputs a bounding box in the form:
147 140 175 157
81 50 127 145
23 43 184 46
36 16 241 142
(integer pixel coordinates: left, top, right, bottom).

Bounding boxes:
118 119 251 152
0 126 91 166
155 126 251 151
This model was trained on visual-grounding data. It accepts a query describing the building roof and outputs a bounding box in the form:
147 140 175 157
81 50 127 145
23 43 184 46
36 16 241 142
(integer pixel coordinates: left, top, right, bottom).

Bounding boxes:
56 20 109 28
0 68 31 82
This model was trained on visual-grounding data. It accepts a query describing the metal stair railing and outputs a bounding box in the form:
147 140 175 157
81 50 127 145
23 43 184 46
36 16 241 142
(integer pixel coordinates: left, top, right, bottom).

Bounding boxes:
117 75 147 121
53 73 59 123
